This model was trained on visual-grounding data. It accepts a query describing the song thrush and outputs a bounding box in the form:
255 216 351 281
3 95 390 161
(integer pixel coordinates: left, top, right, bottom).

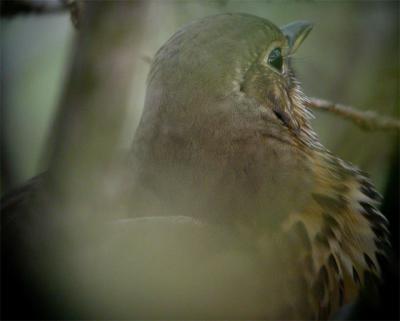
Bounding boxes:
130 13 390 319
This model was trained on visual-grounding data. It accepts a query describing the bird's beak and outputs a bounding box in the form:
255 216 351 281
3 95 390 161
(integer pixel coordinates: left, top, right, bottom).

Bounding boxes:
280 21 313 54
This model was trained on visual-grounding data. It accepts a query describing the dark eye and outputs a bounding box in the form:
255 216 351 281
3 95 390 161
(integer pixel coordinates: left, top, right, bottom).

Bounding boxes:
267 48 283 72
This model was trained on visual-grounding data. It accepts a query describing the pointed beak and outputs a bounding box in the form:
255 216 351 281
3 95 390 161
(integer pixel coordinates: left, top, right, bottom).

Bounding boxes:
280 21 313 54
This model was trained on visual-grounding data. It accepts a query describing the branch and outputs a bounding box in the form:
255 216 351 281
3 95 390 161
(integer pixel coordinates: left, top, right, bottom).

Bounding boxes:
307 97 400 131
0 0 82 29
47 1 147 216
0 0 69 17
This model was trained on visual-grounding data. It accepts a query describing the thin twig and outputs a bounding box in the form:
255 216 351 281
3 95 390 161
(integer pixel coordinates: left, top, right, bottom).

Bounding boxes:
1 0 82 29
0 0 69 17
307 97 400 131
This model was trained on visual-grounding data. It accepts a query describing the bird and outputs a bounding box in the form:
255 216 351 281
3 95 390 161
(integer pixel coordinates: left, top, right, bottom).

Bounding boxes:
129 13 390 319
1 13 390 320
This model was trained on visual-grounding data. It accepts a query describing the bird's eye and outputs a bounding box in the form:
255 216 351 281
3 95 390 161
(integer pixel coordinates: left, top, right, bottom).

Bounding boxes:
267 48 283 72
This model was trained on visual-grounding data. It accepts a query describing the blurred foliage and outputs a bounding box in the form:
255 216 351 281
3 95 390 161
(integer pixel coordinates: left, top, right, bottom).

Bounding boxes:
1 0 398 195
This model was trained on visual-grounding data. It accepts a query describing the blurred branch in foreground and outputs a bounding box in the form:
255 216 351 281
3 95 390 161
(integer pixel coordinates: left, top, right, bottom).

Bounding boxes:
2 2 148 319
47 0 146 216
307 97 400 131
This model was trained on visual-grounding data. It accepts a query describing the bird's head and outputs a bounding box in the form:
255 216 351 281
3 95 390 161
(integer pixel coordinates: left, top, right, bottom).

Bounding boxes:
144 13 314 139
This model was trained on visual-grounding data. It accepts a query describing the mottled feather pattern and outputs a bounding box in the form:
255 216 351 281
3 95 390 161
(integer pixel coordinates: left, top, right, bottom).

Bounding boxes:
280 78 389 319
306 156 387 318
283 151 389 319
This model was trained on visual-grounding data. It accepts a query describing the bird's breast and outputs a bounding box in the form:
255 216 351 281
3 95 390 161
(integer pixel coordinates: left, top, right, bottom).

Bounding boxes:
133 107 315 229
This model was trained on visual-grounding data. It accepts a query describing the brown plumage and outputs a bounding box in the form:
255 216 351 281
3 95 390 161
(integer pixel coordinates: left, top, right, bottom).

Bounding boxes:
131 13 390 319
